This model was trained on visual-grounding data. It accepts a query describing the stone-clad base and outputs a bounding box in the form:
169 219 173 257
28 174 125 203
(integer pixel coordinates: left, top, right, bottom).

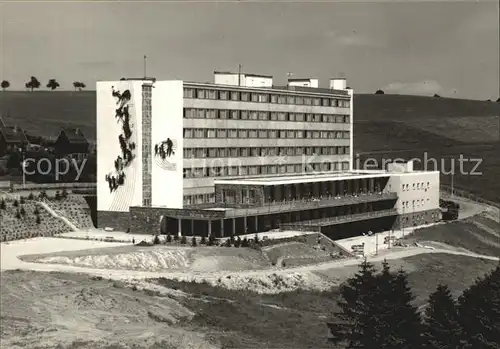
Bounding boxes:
97 210 130 232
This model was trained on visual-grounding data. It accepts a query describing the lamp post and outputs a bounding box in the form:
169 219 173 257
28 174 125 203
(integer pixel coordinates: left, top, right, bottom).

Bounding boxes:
19 147 26 189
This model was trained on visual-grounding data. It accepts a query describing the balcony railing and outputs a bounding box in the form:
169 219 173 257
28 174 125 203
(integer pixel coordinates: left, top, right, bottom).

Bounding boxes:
225 192 397 218
280 208 398 228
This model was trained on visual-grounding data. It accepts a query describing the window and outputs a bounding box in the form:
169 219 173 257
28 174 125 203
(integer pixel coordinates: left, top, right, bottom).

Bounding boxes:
240 167 248 176
251 93 259 102
184 108 195 118
229 148 238 157
295 147 303 156
313 98 321 106
258 94 268 103
270 112 278 121
207 89 217 99
248 129 257 138
322 98 330 106
183 129 193 138
184 148 193 158
238 129 247 138
183 88 195 98
344 115 350 123
270 94 278 103
208 148 217 157
306 114 313 122
288 113 295 122
206 109 216 119
287 130 295 138
230 91 239 101
251 148 260 156
196 89 206 99
218 110 228 119
250 111 258 120
196 109 205 118
228 129 238 138
229 110 239 120
295 96 304 105
343 131 349 139
296 113 305 122
240 110 249 120
278 112 287 121
194 129 204 138
217 148 227 157
240 148 249 157
269 130 277 138
287 95 295 104
259 111 268 121
279 130 287 138
304 97 312 105
216 129 225 138
207 128 216 138
258 130 267 138
241 92 249 101
296 130 303 138
277 95 287 104
219 90 229 100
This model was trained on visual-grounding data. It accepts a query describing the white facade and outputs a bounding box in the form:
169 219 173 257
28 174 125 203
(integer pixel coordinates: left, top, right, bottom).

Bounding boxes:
330 78 347 90
288 79 319 88
96 80 184 212
213 71 273 87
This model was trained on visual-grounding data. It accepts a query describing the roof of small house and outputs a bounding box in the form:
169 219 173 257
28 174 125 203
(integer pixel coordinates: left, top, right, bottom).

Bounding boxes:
0 125 28 144
57 127 89 145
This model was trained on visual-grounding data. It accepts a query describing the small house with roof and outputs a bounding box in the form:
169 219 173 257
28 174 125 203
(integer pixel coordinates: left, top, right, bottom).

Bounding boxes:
54 127 89 161
0 117 29 156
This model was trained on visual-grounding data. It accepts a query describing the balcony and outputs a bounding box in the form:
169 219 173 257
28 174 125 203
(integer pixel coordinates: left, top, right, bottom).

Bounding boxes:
225 192 397 218
280 208 398 229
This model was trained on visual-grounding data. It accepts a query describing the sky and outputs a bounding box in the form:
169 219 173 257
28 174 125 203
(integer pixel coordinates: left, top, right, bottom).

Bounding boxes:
0 0 498 100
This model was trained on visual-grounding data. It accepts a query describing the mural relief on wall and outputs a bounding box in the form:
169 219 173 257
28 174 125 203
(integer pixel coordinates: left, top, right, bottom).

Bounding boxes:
105 87 136 193
154 138 177 171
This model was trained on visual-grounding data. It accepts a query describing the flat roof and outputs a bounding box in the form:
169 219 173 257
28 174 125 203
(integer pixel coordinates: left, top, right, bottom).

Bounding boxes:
214 171 392 186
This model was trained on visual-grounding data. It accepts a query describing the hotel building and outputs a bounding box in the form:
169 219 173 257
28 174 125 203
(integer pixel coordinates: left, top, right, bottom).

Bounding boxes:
96 71 440 239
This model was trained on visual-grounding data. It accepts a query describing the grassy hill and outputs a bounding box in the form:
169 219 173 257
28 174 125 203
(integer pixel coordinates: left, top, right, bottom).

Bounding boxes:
1 91 498 201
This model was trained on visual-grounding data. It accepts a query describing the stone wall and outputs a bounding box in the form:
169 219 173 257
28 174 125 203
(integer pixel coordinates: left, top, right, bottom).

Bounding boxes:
97 211 130 231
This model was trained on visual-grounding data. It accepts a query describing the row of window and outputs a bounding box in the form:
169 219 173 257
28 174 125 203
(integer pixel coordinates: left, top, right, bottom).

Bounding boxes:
183 128 350 140
184 193 215 206
402 182 431 191
183 88 350 108
183 108 350 124
402 199 430 208
183 162 350 178
183 146 351 159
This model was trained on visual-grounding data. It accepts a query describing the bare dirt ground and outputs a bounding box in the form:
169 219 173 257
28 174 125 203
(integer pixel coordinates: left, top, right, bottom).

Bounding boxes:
0 271 217 349
1 195 498 348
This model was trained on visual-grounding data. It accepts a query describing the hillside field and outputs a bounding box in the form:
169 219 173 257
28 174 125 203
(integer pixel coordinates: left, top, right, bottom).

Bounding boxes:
1 91 499 201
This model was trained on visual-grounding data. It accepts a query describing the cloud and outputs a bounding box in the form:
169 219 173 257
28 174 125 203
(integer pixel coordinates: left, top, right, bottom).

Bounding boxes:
382 80 454 96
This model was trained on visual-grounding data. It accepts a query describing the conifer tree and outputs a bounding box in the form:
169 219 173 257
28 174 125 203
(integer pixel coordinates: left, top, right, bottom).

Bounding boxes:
328 258 378 347
457 263 500 349
423 284 464 349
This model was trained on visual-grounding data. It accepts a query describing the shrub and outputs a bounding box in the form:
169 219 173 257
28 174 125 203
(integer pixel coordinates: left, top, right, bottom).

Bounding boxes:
191 237 197 247
153 235 160 245
235 236 242 247
200 236 207 245
15 210 21 219
34 206 40 215
254 233 260 244
242 237 249 248
174 234 179 241
375 89 385 94
39 190 47 199
13 199 19 207
20 206 26 216
55 191 61 200
20 196 25 204
224 239 232 247
208 235 215 246
62 189 68 198
36 214 41 224
0 199 5 210
166 234 172 243
28 192 34 200
180 235 187 245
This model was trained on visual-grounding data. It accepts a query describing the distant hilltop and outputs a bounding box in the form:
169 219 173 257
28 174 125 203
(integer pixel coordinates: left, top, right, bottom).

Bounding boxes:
0 91 498 140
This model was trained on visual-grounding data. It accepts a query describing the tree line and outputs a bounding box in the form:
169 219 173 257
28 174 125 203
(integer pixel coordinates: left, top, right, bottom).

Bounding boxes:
328 258 500 348
1 76 86 92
